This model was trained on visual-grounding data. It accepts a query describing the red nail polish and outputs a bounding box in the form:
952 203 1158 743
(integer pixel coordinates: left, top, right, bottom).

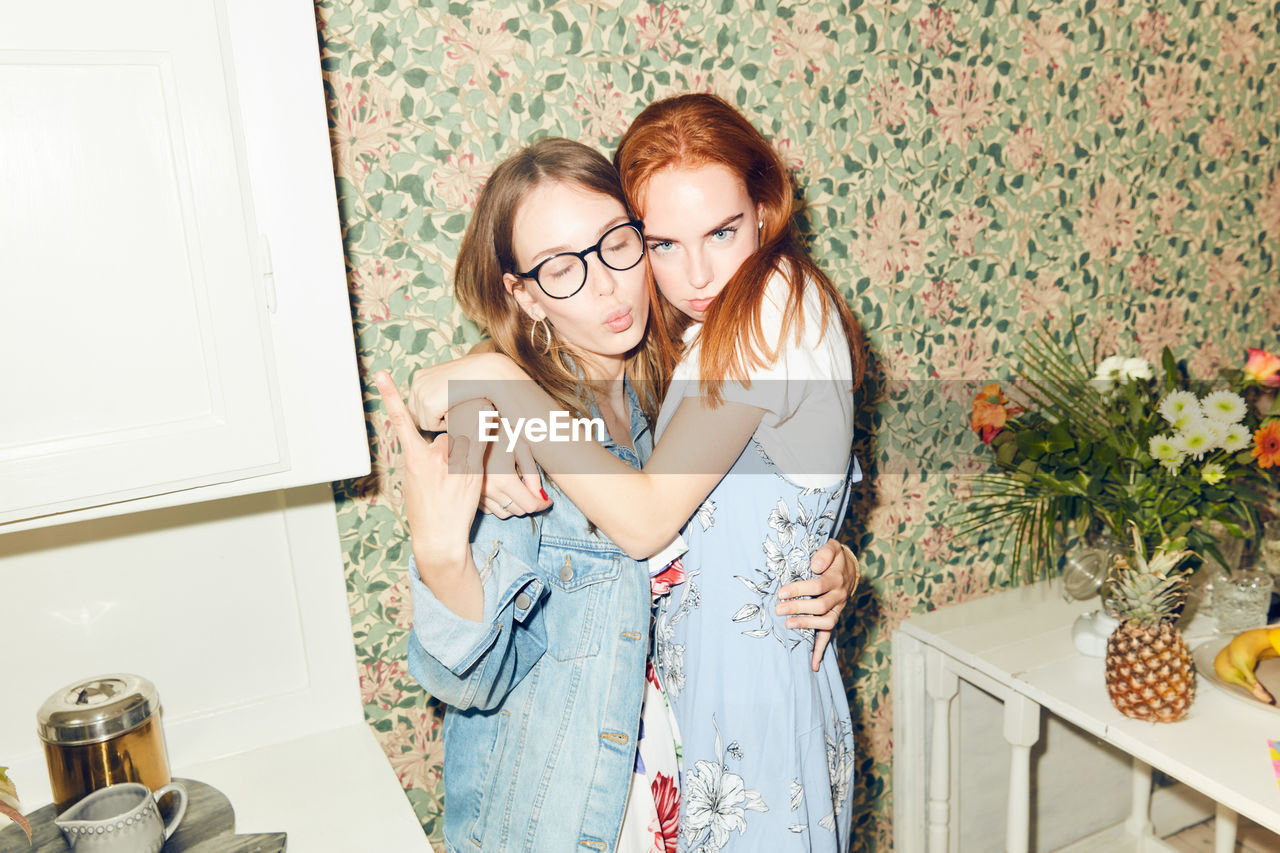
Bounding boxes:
540 489 548 501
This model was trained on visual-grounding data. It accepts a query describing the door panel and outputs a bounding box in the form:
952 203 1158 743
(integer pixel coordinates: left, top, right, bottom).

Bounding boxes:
0 1 285 521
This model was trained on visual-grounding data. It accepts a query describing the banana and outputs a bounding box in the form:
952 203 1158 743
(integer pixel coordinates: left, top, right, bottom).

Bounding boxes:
1214 627 1279 704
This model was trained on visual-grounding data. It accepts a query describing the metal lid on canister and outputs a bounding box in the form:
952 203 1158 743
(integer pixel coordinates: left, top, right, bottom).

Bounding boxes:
36 674 161 746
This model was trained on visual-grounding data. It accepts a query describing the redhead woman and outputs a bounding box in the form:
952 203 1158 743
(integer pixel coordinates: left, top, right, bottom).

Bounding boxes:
410 94 867 852
377 136 857 853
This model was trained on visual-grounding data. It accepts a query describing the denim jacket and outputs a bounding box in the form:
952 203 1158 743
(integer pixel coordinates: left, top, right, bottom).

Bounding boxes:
407 382 653 853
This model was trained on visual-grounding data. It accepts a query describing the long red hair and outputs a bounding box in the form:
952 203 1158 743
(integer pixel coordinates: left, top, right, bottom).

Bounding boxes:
614 93 867 400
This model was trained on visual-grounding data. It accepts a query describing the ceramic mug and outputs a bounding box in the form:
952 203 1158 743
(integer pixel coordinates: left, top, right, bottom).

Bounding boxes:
54 781 187 853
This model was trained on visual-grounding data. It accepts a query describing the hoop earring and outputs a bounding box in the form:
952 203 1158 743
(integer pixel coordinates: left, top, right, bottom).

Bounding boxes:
530 317 552 355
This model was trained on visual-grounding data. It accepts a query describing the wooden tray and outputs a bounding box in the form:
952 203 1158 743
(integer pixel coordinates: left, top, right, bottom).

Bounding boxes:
0 778 285 852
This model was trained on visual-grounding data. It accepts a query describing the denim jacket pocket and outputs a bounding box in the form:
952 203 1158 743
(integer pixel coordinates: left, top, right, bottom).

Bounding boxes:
540 538 621 662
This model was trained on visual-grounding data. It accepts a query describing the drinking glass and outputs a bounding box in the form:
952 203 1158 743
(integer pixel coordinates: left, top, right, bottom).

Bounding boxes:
1215 569 1274 634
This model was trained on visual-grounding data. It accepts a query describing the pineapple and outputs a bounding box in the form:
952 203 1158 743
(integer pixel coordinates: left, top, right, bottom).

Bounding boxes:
1102 528 1197 723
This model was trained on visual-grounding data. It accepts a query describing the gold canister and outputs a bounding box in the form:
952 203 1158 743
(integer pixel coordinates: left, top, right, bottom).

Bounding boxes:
36 674 171 814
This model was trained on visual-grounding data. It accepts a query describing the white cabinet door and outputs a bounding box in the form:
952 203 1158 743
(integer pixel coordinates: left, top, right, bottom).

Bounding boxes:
0 0 369 529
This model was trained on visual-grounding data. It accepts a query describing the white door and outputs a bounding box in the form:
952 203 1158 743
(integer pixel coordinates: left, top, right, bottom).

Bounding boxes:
0 0 285 522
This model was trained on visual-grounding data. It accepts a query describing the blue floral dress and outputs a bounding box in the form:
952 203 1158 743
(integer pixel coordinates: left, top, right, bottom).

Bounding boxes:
652 281 858 852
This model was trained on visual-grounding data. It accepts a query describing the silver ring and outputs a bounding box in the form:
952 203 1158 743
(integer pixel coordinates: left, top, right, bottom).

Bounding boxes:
500 497 514 510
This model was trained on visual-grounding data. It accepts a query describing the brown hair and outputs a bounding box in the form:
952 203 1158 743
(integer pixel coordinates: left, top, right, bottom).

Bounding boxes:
454 137 675 421
614 93 867 401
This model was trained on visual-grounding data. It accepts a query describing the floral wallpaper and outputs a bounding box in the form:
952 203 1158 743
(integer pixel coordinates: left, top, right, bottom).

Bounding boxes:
316 0 1280 849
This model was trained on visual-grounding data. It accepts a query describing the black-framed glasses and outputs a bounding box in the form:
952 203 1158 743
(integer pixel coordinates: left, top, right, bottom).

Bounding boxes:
512 220 645 299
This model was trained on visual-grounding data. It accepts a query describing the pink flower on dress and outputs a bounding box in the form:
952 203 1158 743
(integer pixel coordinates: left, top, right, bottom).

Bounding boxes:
651 772 680 853
651 557 686 596
635 3 682 59
646 660 663 690
916 7 956 56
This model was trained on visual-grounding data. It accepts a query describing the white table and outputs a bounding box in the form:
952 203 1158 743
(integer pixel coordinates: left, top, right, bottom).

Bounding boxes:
892 581 1280 853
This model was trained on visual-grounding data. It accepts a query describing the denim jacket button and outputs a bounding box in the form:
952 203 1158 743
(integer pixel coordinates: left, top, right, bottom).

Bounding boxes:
514 591 532 610
559 563 574 583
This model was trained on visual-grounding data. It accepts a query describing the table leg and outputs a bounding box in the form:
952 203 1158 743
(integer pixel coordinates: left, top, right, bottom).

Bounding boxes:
1002 693 1040 853
1123 758 1154 838
925 647 959 853
1213 802 1237 853
892 631 928 853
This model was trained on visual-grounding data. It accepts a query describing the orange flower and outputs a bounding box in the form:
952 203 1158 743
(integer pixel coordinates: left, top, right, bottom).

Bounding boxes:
1253 420 1280 468
1244 347 1280 387
971 383 1011 444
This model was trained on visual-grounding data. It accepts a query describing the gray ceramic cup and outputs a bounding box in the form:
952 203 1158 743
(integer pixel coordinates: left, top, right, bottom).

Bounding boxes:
54 781 187 853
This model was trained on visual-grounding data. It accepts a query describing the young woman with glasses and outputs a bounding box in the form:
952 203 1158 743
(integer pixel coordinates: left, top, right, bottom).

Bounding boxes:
376 136 857 853
408 94 868 852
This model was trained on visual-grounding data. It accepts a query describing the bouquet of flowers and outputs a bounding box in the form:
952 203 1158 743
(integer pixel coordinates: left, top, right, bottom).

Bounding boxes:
957 331 1280 583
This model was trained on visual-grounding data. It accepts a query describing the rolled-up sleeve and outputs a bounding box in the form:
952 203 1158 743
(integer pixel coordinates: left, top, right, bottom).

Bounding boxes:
406 538 549 710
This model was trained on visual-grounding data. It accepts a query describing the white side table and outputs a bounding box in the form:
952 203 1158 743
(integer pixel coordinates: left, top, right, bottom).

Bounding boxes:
892 581 1280 853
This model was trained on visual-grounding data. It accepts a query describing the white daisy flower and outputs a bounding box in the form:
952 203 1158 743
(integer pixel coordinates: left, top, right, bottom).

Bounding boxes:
1095 356 1125 380
1120 358 1153 381
1200 390 1248 424
1201 462 1227 485
1094 356 1126 392
1222 423 1252 452
1149 434 1185 472
1175 419 1218 459
1158 390 1200 425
